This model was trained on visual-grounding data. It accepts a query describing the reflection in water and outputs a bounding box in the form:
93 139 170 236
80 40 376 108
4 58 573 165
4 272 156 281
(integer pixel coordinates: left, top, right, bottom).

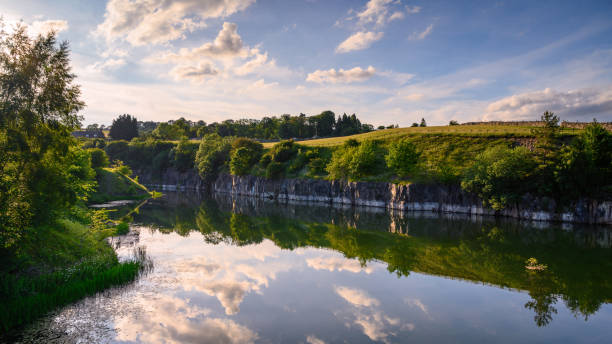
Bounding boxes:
13 192 612 343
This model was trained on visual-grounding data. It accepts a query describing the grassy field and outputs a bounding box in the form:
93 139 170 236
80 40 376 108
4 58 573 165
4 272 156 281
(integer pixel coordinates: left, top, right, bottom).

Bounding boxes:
262 125 582 148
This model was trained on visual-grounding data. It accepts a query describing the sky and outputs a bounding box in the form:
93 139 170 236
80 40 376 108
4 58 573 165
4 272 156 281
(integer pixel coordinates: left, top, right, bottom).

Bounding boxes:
1 0 611 126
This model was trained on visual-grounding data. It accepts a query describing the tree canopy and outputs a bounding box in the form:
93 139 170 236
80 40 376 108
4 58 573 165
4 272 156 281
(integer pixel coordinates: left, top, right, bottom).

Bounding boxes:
109 114 138 141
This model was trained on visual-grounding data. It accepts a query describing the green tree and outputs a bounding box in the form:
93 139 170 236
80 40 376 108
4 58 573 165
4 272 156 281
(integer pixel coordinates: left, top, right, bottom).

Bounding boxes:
419 118 427 127
532 111 560 148
195 134 233 182
461 146 537 210
386 139 420 178
109 114 138 141
0 24 92 248
230 147 254 175
172 137 197 171
89 148 110 169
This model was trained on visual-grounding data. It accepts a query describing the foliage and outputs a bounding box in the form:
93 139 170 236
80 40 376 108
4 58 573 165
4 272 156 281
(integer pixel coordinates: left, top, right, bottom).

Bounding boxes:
449 120 459 126
88 168 150 204
231 138 264 164
554 121 612 201
195 134 233 182
461 146 537 210
88 148 109 169
268 139 298 162
0 25 92 248
265 161 285 179
112 160 132 176
327 140 386 180
420 118 427 127
385 139 420 177
532 111 560 148
109 114 138 141
171 137 198 171
115 221 130 235
230 147 255 176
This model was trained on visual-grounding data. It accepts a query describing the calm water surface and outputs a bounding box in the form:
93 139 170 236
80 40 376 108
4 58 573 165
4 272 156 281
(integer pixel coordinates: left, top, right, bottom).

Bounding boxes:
14 192 612 343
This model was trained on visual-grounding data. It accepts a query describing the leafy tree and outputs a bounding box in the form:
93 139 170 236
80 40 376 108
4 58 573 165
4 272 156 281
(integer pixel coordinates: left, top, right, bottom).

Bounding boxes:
377 125 385 130
386 139 420 177
266 161 285 179
152 122 183 140
195 134 233 182
554 120 612 201
89 148 110 169
232 137 263 164
230 147 254 176
449 120 459 126
419 118 427 127
411 123 419 127
109 114 138 141
532 111 560 148
0 23 93 248
172 137 197 171
327 140 386 180
461 146 537 210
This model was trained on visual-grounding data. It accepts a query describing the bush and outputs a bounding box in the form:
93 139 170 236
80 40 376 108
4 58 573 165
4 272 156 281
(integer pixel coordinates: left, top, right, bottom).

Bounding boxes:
89 148 110 169
269 140 297 162
266 162 285 179
232 138 263 163
327 140 386 180
195 134 233 182
172 138 198 171
260 154 272 168
104 140 129 162
113 160 133 177
115 221 130 235
461 145 537 210
385 139 420 178
230 147 255 176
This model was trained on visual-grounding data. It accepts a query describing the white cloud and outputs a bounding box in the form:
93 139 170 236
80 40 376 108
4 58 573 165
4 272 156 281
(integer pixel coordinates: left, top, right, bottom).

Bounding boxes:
307 66 376 84
406 5 422 14
306 335 326 344
169 63 219 83
336 31 384 53
335 286 380 307
409 24 434 40
95 0 255 46
306 256 376 273
90 58 126 71
29 19 68 36
356 0 394 27
388 11 405 22
234 51 270 75
484 87 612 121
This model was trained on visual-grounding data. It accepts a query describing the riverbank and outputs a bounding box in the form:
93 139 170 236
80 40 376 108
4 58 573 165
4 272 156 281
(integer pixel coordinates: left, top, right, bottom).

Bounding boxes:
136 168 611 224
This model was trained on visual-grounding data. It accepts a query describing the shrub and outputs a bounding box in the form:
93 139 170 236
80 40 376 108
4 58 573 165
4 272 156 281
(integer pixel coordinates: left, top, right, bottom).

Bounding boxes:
461 145 537 210
232 138 263 163
266 162 285 179
112 160 132 177
89 148 109 169
104 140 129 162
115 221 130 235
327 140 386 180
385 139 420 178
260 154 272 168
230 147 255 176
270 140 297 162
195 134 233 182
172 137 198 171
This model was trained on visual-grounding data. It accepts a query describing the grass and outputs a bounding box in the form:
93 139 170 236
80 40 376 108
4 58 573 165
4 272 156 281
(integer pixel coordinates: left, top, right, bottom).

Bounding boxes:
89 167 152 204
262 125 581 148
0 217 147 333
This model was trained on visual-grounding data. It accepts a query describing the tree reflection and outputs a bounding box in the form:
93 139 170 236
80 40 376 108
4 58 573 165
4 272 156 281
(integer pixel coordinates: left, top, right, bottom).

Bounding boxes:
129 193 612 328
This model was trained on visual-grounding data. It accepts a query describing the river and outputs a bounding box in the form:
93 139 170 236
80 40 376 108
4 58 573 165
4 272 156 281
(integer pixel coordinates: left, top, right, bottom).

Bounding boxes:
13 192 612 343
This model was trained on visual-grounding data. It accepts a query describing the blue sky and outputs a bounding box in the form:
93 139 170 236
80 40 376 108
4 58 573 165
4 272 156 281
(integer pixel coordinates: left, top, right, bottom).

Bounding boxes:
1 0 611 126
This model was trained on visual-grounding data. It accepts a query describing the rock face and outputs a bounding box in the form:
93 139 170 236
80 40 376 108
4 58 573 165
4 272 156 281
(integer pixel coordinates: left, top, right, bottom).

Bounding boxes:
135 167 612 224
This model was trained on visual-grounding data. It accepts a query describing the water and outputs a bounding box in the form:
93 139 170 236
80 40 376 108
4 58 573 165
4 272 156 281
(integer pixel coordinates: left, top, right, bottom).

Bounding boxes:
13 192 612 343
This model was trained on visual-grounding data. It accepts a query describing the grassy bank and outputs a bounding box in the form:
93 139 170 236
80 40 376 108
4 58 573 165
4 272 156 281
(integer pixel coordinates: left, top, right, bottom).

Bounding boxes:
0 217 144 332
89 167 153 204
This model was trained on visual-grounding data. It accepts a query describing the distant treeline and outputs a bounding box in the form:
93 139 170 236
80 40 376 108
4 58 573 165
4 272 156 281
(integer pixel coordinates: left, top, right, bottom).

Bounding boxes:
90 111 376 141
463 120 612 130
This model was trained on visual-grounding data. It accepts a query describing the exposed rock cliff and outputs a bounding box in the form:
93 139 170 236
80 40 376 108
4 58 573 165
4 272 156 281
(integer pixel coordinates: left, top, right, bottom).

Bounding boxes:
135 167 612 224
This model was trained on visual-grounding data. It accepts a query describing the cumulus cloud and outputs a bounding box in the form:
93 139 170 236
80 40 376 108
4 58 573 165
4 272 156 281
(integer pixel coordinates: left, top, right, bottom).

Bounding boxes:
336 31 384 53
95 0 255 46
406 5 422 14
234 51 270 75
30 19 68 36
170 63 219 83
90 58 126 71
356 0 394 27
307 66 376 84
306 256 376 273
335 286 380 307
306 335 326 344
409 24 434 40
484 87 612 121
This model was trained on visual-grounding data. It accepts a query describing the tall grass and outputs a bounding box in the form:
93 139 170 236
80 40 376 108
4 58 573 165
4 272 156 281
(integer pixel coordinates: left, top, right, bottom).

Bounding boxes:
0 247 150 332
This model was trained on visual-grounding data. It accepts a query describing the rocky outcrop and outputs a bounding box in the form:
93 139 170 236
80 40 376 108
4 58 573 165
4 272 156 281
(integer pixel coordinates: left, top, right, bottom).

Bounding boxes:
136 168 612 224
